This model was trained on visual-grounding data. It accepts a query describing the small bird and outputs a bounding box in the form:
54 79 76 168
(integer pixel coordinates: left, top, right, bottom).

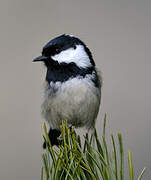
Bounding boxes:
33 34 102 147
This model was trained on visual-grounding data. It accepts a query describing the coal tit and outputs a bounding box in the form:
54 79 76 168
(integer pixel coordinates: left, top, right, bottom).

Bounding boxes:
33 34 102 147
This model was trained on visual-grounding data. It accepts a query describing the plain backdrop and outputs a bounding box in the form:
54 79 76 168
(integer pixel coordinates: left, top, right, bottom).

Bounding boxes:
0 0 151 179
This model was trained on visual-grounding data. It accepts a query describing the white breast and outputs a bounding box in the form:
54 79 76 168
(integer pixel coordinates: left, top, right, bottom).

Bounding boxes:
41 75 101 130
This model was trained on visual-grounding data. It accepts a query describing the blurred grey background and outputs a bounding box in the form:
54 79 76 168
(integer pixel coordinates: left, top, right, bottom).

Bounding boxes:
0 0 150 179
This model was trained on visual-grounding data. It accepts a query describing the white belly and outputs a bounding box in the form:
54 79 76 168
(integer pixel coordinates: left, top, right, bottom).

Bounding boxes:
41 76 101 130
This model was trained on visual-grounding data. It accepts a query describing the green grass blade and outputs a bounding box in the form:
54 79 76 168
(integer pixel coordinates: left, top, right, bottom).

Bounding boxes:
83 136 99 179
72 157 82 178
79 167 87 180
102 136 109 165
138 167 146 180
65 156 75 180
43 123 56 164
79 163 96 180
42 153 49 180
61 121 69 164
41 166 44 180
94 129 104 157
77 135 82 148
111 134 118 180
103 113 107 138
62 166 74 180
128 150 134 180
41 118 146 180
53 152 63 180
83 133 88 153
86 150 106 180
118 133 124 180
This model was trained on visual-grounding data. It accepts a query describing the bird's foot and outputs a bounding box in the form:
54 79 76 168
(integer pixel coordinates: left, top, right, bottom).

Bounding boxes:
43 129 61 149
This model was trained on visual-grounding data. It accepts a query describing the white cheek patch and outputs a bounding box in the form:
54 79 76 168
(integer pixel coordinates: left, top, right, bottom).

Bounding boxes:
51 45 92 68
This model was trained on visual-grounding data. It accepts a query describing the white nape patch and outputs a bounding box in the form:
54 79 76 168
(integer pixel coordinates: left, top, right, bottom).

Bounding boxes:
51 45 92 68
65 34 74 37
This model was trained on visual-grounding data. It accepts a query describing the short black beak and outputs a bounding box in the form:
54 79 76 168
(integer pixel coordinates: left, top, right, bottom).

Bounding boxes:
32 55 48 62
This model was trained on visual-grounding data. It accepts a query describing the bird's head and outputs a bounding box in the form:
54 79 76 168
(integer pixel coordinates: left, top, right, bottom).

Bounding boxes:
33 34 95 69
